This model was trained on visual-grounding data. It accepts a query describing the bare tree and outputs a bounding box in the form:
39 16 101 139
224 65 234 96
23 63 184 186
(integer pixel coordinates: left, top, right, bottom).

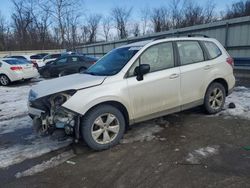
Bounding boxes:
111 7 132 39
169 0 184 29
181 1 204 27
203 0 216 23
0 11 6 50
140 6 150 35
151 7 170 32
86 14 102 43
65 9 80 48
132 23 140 37
102 16 111 41
11 0 34 49
40 0 84 48
223 0 250 19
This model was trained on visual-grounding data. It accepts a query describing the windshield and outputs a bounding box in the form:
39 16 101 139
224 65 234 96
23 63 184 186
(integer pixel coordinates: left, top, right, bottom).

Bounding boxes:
85 47 139 76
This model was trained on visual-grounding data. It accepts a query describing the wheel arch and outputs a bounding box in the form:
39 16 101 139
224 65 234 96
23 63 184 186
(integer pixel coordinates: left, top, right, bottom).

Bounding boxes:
79 66 86 71
205 78 229 97
84 100 130 129
0 73 11 83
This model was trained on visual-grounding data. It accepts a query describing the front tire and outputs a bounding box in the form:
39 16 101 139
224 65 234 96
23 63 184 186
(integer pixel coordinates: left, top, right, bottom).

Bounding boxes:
204 82 226 114
0 75 10 86
81 105 126 150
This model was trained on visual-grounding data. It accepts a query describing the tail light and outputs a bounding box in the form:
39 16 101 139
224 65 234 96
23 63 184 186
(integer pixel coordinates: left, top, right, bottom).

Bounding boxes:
10 66 23 71
226 57 234 67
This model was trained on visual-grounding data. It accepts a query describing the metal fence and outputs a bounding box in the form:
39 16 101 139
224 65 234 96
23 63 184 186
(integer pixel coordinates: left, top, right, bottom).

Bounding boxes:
76 16 250 58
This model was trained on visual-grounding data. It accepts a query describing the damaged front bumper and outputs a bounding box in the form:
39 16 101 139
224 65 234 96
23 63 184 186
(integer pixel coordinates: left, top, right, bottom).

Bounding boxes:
27 91 81 141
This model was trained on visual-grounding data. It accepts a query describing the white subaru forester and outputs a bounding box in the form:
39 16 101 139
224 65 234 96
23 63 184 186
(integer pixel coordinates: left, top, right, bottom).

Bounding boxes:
28 37 235 150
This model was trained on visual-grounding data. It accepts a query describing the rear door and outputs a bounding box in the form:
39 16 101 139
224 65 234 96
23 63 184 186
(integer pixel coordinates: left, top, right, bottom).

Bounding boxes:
176 40 209 107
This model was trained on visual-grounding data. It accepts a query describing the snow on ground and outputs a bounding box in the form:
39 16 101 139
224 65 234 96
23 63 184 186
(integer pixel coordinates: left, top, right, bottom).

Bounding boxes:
186 146 219 164
0 85 31 121
0 135 72 169
0 83 73 169
219 86 250 120
0 116 32 134
15 150 75 178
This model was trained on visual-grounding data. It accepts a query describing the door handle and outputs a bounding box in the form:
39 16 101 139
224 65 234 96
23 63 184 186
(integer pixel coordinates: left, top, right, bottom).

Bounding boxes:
169 73 179 79
204 65 212 70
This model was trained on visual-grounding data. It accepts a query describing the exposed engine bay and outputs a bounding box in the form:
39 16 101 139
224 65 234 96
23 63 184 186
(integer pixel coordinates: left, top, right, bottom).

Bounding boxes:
29 91 80 140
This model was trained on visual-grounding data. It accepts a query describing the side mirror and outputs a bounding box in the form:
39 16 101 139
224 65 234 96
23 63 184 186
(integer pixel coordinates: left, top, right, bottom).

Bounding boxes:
134 64 150 81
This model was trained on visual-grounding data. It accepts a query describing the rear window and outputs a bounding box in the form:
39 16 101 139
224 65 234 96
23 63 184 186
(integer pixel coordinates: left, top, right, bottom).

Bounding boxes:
30 55 42 59
3 59 28 65
204 41 222 59
51 54 61 58
177 41 204 65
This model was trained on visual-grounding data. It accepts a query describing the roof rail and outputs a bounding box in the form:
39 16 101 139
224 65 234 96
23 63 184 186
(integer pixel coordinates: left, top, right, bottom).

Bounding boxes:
153 33 209 41
187 34 209 38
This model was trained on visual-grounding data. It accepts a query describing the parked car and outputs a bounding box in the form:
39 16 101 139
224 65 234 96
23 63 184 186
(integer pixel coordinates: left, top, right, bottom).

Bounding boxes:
0 58 39 86
4 55 31 61
39 55 97 78
28 37 235 150
30 53 49 68
42 53 62 65
4 55 40 68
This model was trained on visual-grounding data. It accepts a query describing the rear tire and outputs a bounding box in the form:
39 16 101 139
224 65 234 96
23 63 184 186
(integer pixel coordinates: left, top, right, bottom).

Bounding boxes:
204 82 226 114
0 75 10 86
81 105 126 150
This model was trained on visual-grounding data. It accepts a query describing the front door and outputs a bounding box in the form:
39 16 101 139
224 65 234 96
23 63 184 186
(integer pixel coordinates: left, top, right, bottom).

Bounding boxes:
126 42 181 121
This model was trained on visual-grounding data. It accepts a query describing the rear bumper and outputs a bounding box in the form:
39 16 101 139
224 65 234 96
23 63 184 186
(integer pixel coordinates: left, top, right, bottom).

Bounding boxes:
9 71 39 81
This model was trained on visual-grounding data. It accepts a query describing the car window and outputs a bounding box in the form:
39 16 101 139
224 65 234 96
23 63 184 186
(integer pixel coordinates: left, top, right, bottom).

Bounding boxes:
177 41 204 65
30 55 42 59
128 42 174 76
51 54 61 58
204 41 222 59
56 57 68 64
69 56 79 62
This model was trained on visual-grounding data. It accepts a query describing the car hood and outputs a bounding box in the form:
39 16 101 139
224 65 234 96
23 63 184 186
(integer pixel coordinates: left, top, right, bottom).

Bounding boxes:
31 73 106 98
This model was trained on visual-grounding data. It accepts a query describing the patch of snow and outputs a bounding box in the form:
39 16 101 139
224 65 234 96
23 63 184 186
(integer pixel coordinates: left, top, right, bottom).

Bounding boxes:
121 120 164 144
0 85 31 121
186 146 219 164
0 116 32 134
15 150 75 178
0 136 72 168
219 86 250 120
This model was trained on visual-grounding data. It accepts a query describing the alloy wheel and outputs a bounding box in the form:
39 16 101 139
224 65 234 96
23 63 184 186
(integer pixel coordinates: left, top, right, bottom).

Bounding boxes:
209 88 224 110
91 113 120 144
0 75 9 86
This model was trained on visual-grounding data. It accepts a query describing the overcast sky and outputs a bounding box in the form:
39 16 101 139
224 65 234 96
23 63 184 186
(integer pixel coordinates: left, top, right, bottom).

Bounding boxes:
0 0 235 21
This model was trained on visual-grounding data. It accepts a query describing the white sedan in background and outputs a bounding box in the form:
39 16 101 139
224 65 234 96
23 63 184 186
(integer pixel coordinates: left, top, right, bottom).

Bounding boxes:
0 58 39 86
